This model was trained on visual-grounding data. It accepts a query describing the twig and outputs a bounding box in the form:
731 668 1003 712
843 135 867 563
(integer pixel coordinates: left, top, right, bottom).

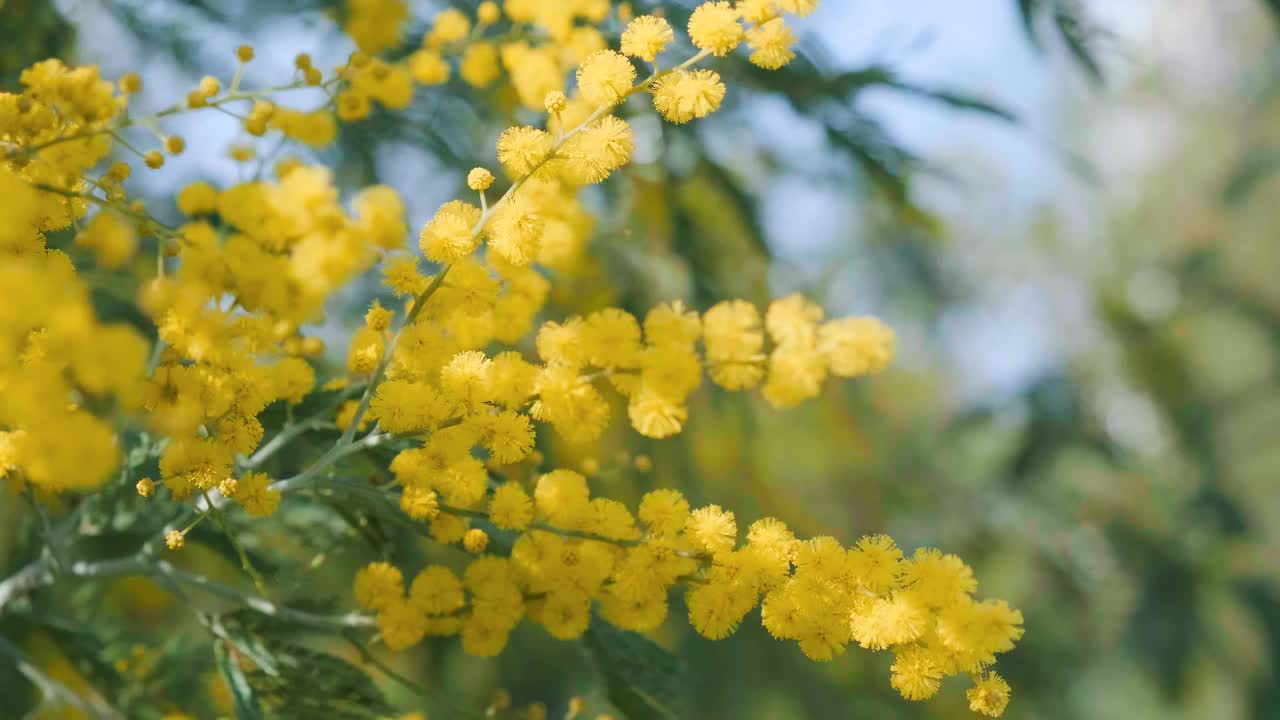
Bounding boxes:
0 634 123 720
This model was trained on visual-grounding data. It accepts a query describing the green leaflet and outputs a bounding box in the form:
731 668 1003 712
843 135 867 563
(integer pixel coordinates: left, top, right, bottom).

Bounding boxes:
582 616 688 720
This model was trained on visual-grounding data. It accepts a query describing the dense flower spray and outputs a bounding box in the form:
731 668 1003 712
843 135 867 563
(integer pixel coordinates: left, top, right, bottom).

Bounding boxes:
0 0 1020 715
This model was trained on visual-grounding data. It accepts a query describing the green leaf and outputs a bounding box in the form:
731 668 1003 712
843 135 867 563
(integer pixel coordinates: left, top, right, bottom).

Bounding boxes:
1052 0 1105 84
212 610 394 720
582 616 688 720
243 644 395 720
217 640 263 720
1015 0 1105 83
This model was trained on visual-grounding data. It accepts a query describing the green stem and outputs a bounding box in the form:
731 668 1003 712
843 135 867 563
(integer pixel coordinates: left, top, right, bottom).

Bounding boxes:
200 488 270 598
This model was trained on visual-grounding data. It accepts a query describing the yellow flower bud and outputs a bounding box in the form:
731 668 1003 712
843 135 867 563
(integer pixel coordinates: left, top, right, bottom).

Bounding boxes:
119 72 142 94
467 167 495 191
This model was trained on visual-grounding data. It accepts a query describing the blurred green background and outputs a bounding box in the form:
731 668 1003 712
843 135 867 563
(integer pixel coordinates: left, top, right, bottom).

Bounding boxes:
2 0 1279 718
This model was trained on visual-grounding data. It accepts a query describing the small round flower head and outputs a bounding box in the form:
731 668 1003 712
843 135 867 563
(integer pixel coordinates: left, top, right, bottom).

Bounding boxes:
218 477 239 497
409 566 465 615
379 598 427 651
461 43 501 87
463 528 490 554
688 1 744 56
890 646 943 700
621 15 674 62
165 530 184 550
818 316 895 377
477 1 501 24
775 0 820 16
144 150 165 169
639 488 689 536
236 44 255 62
198 75 220 97
575 50 636 108
419 199 482 263
686 504 737 554
496 126 553 177
747 18 797 69
409 50 450 85
136 477 155 498
737 0 779 23
354 561 404 611
428 8 471 47
560 115 635 184
644 300 701 348
487 193 542 266
365 301 393 331
119 72 142 94
467 167 495 191
400 486 440 520
337 91 371 122
489 482 534 530
294 53 313 70
176 181 218 215
544 90 567 114
164 135 185 155
968 673 1011 717
651 69 726 123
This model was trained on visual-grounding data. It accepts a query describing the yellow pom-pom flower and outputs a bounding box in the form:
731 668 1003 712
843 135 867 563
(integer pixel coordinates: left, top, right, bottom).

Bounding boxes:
651 69 726 124
620 15 674 62
575 50 636 108
688 1 744 56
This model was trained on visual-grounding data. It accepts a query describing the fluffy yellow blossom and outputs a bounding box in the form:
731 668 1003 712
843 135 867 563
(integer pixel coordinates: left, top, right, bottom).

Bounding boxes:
467 167 495 191
347 0 408 54
688 2 744 56
427 8 471 48
233 472 281 517
401 487 441 520
379 598 427 651
487 193 543 265
497 126 554 178
419 200 482 262
410 566 465 615
747 18 797 69
490 483 534 530
775 0 820 16
703 299 766 389
463 528 490 553
560 115 635 184
354 562 404 611
891 646 944 700
461 43 502 88
621 15 674 62
575 50 637 108
76 211 137 269
687 505 737 555
409 50 450 85
819 317 895 377
968 673 1012 717
652 69 726 123
176 181 218 215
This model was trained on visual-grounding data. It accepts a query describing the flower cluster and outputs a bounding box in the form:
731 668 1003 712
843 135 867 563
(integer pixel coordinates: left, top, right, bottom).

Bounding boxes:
0 0 1023 716
354 481 1020 714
